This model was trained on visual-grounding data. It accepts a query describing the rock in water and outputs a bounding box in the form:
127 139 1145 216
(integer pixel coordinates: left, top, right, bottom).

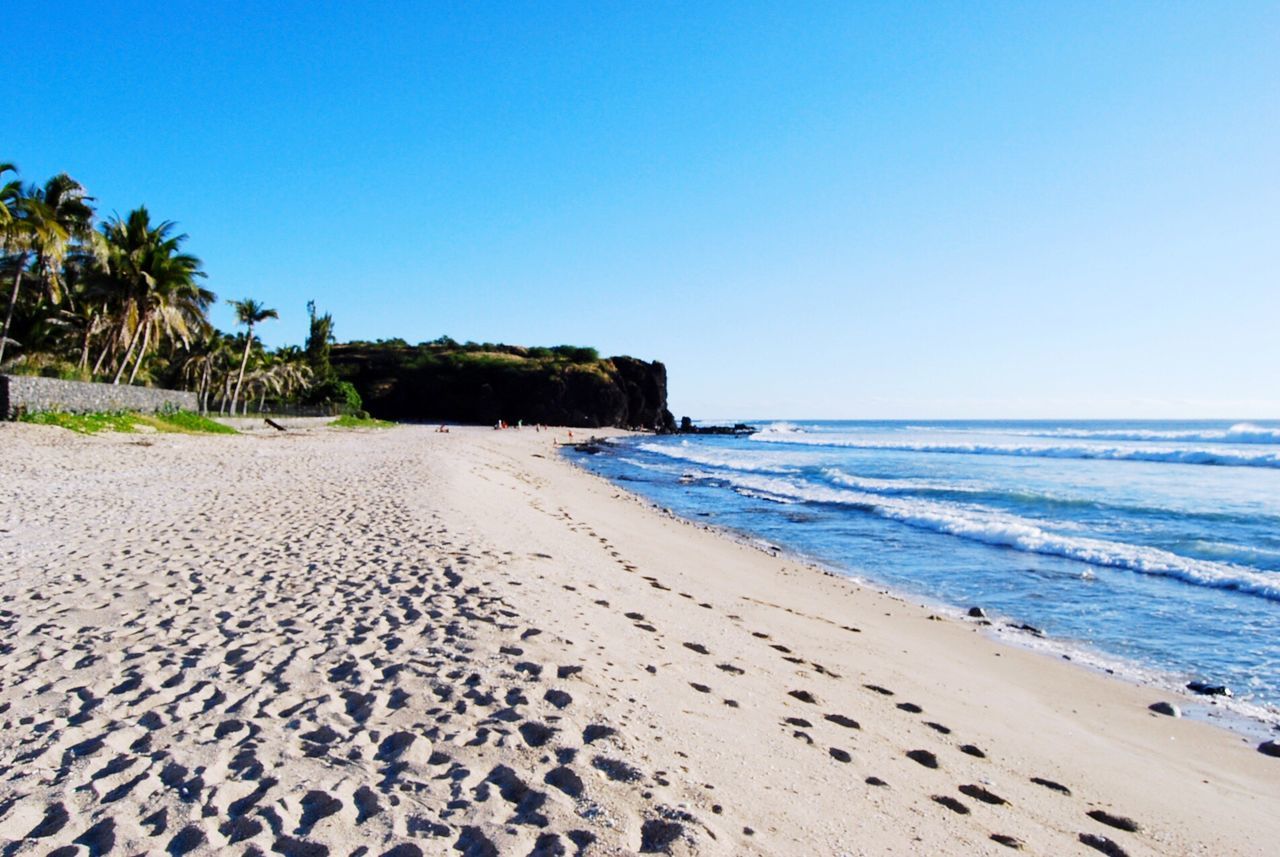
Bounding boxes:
1186 681 1231 697
967 606 986 619
1148 701 1180 717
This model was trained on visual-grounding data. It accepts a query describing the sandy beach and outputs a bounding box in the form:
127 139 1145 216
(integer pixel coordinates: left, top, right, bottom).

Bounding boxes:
1 423 1277 856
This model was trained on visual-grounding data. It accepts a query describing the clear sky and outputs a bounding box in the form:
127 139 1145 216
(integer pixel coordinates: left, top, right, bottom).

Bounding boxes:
9 2 1279 419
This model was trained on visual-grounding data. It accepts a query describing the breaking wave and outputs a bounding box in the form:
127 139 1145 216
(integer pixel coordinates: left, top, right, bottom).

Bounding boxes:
751 432 1280 469
904 422 1280 445
635 441 798 473
717 473 1280 602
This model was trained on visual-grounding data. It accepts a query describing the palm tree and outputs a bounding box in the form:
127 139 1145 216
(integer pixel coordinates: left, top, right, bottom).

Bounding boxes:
0 173 97 365
0 165 23 361
95 208 211 384
0 163 19 228
229 298 277 415
28 174 99 307
261 347 312 412
182 331 232 414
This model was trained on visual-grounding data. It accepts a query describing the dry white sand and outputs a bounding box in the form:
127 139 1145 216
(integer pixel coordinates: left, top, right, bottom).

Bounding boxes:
1 422 1277 856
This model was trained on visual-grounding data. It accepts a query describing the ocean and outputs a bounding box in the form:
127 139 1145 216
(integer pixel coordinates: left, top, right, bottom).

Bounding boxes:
566 420 1280 719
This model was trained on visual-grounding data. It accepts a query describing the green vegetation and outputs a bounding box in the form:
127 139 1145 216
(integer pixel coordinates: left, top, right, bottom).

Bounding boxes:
330 413 394 429
20 410 138 434
329 340 674 430
143 411 238 434
18 409 237 435
0 161 352 415
227 297 279 415
2 159 635 426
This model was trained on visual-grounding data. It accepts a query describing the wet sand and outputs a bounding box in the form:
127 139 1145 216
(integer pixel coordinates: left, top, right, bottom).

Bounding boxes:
1 422 1277 855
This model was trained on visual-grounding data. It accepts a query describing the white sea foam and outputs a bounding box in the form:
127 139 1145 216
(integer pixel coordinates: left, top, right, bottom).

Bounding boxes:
750 433 1280 468
717 473 1280 601
903 422 1280 445
823 469 986 495
635 442 799 473
761 421 806 433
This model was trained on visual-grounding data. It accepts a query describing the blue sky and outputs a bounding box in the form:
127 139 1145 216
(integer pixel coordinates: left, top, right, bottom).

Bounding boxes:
9 2 1279 418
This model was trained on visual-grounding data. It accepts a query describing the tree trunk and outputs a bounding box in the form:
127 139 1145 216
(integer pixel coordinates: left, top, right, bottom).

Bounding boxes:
220 372 233 415
126 322 151 385
77 315 97 372
200 363 211 414
92 328 116 377
230 326 254 415
0 252 30 365
112 317 147 385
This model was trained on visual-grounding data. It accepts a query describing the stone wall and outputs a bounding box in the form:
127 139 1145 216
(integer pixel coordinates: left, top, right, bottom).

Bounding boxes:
1 375 197 420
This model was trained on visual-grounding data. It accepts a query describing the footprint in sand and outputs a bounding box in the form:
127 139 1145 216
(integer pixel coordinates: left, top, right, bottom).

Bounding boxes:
959 784 1007 805
543 689 573 709
990 833 1025 850
1087 809 1141 832
583 724 617 744
824 714 860 730
906 749 939 769
591 756 643 783
1030 776 1071 795
931 794 970 814
1078 832 1131 856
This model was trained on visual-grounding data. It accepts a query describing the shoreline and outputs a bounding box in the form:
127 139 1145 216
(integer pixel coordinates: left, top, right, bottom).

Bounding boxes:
2 422 1277 855
562 432 1280 742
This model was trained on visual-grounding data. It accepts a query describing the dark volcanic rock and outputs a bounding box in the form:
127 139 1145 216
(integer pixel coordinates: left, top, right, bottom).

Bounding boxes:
678 416 757 435
332 343 675 431
1186 681 1232 697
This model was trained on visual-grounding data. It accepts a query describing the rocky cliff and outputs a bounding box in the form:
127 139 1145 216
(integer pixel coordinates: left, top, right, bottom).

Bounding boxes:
331 342 676 431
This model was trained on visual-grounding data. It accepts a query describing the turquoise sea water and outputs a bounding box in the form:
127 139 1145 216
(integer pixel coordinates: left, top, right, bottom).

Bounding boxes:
566 420 1280 715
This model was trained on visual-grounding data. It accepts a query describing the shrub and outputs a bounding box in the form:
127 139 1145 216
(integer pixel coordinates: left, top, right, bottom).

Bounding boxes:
551 345 600 363
305 378 363 412
330 413 393 429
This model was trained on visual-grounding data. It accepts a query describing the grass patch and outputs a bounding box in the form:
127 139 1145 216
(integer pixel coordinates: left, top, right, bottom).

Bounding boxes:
330 414 394 429
140 412 238 434
19 410 238 435
20 411 138 434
